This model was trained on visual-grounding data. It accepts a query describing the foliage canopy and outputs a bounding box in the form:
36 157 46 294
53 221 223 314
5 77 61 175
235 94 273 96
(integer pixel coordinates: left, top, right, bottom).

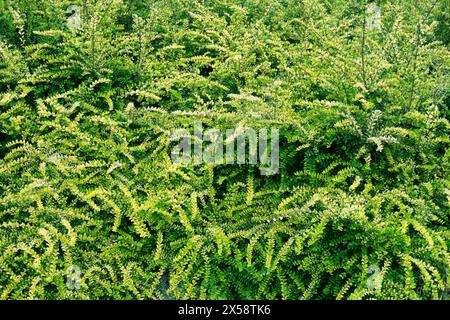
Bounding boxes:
0 0 449 299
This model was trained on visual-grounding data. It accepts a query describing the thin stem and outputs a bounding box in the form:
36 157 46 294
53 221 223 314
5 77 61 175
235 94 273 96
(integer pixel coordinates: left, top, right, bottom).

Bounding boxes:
408 23 421 110
361 4 367 89
407 0 439 110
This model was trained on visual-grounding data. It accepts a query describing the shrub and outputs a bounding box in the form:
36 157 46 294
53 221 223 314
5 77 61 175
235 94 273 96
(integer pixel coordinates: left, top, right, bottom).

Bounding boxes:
0 0 449 299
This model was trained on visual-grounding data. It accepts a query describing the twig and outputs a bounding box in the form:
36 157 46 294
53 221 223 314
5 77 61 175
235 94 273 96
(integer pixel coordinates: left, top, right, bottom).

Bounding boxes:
361 4 367 89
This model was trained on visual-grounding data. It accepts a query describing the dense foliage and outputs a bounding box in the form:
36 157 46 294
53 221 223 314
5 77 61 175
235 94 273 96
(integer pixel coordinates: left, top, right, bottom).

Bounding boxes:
0 0 449 300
